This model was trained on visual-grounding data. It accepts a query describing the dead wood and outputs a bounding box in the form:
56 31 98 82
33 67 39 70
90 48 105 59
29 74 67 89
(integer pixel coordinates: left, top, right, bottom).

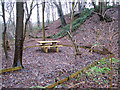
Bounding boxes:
67 31 81 58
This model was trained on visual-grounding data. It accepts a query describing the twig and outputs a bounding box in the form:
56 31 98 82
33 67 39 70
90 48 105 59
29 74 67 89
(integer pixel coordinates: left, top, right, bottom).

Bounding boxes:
110 31 119 41
69 82 84 88
31 2 42 10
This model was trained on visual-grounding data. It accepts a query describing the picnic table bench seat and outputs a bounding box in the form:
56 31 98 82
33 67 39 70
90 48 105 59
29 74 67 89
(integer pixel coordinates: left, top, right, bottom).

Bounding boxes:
40 45 63 53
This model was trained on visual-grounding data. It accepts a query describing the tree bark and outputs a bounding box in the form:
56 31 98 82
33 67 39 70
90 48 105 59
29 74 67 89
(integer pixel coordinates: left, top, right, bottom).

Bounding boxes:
46 4 50 24
69 2 72 16
53 2 66 27
42 0 45 41
65 1 68 14
37 1 40 27
98 1 102 15
67 31 81 59
91 0 98 12
51 5 55 22
78 1 81 11
23 0 34 41
118 5 120 59
13 2 24 68
92 0 112 22
2 1 8 59
70 1 75 33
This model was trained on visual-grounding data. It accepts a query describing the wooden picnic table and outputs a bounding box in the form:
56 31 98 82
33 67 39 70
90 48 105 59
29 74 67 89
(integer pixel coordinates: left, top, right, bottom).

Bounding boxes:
37 40 62 53
37 41 60 45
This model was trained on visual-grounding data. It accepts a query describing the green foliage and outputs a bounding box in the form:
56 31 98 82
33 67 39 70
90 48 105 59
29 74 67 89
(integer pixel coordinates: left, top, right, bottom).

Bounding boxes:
111 58 120 62
54 86 57 88
47 8 94 38
107 5 117 8
85 66 110 76
32 26 41 30
85 58 119 77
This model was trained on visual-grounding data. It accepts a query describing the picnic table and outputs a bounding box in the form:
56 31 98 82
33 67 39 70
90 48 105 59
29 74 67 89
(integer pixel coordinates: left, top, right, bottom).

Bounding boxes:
37 40 63 53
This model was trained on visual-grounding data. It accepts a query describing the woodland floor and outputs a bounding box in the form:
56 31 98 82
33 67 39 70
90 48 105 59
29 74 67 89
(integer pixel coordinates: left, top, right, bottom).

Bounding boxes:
2 7 119 88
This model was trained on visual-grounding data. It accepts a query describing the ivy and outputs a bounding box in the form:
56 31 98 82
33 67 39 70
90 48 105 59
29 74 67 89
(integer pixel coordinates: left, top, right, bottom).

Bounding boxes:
47 8 95 38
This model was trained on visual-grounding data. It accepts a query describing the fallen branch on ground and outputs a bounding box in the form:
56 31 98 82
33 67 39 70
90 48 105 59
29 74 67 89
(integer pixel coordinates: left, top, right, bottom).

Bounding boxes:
24 45 41 50
0 66 21 74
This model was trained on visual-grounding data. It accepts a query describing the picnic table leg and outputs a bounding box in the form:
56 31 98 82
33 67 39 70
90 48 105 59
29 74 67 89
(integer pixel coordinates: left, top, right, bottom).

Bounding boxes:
45 47 48 53
56 47 59 52
41 47 43 51
43 47 45 52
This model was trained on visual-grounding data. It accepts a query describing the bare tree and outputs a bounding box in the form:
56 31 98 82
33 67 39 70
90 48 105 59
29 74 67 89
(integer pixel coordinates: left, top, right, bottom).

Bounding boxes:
12 7 15 26
36 1 40 27
13 1 24 67
46 3 50 24
6 2 15 43
23 0 34 41
67 0 81 59
70 1 75 33
78 0 81 11
42 0 45 41
53 1 66 27
50 3 55 22
65 1 68 14
1 0 8 59
91 0 112 22
24 1 33 32
5 2 15 24
69 2 72 15
118 5 120 58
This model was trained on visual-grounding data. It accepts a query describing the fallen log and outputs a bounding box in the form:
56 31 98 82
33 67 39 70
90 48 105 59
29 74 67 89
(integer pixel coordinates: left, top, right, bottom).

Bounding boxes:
0 66 21 74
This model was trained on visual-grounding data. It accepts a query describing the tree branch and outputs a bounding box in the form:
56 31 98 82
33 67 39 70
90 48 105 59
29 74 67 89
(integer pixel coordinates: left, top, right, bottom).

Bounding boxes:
32 3 42 10
67 31 81 59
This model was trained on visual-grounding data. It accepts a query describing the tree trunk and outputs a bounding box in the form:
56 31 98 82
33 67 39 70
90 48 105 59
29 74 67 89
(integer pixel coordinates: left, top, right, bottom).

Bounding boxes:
37 1 40 27
2 1 8 59
92 0 112 22
46 4 50 24
67 31 81 59
53 2 66 27
104 0 107 13
28 20 32 32
12 8 15 27
65 1 68 14
69 2 72 16
78 1 81 11
42 0 45 41
70 1 75 33
23 0 34 41
118 5 120 58
98 1 102 15
91 0 98 12
51 5 55 22
13 2 24 68
58 2 66 26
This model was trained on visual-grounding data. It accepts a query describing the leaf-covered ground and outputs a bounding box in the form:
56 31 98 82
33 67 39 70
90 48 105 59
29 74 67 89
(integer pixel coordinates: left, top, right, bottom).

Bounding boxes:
1 7 119 88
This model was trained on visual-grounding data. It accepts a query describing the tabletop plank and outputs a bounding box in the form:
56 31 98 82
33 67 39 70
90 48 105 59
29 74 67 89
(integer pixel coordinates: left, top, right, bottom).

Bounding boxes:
37 41 60 44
